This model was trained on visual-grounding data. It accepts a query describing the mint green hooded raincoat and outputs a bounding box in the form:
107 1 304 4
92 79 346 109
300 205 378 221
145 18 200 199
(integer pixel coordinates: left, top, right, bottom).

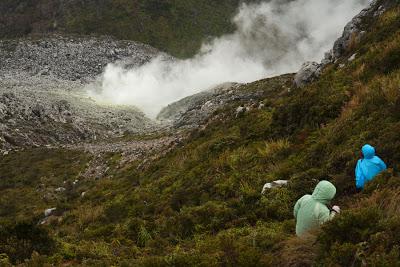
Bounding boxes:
294 180 337 236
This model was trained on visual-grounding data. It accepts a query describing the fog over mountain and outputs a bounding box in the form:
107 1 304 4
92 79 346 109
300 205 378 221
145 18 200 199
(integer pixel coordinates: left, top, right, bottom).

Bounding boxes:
89 0 370 118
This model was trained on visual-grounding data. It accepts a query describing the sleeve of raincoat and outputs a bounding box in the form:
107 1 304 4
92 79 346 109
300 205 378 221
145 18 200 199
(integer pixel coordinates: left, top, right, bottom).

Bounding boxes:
317 204 335 225
355 159 365 189
377 157 387 171
293 195 307 219
294 200 300 219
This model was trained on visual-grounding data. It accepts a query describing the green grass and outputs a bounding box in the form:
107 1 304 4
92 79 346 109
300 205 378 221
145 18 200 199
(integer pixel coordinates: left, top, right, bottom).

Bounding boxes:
0 148 90 221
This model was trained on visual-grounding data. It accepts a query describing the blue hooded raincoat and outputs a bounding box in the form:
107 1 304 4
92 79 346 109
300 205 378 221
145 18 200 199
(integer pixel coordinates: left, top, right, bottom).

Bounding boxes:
355 144 387 189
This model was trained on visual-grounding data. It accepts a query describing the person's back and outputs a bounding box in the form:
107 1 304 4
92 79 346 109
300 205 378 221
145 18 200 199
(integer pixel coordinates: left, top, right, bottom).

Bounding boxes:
294 180 338 236
355 144 387 189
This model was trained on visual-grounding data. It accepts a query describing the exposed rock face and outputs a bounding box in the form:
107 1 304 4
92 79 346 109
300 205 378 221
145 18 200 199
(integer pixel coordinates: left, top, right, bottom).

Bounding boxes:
0 36 162 151
157 74 294 129
0 84 159 151
294 0 393 88
323 0 393 64
157 82 266 129
293 62 322 88
0 35 159 81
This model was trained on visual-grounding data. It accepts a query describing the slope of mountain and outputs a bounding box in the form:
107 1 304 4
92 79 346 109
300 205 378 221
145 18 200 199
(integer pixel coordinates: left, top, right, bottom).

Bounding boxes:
0 36 163 151
0 0 255 58
0 0 400 266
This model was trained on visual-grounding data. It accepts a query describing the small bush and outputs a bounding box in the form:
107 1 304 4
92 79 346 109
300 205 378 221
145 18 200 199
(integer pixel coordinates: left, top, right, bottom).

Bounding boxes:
0 221 56 264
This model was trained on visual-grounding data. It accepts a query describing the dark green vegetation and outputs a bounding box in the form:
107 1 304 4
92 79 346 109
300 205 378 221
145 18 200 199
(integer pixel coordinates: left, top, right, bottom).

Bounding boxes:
0 0 253 57
1 2 400 266
0 149 90 220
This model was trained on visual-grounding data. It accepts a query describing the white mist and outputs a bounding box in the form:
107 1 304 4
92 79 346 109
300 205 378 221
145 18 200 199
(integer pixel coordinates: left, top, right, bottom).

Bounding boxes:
88 0 370 118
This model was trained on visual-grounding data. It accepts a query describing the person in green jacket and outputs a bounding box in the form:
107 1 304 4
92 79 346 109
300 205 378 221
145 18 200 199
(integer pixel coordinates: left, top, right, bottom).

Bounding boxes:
294 180 340 236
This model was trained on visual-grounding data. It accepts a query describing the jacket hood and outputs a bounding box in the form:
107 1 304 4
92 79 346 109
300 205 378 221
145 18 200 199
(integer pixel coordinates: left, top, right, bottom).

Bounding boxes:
312 180 336 204
362 144 376 159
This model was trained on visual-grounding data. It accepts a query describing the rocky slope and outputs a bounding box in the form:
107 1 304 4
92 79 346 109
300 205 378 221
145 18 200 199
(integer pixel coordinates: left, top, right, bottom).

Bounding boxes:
157 75 293 129
0 35 159 81
0 0 252 57
0 35 163 152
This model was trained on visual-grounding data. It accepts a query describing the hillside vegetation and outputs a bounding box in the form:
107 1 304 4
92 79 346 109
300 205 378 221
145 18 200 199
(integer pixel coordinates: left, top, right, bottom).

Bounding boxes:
1 0 400 266
0 0 252 57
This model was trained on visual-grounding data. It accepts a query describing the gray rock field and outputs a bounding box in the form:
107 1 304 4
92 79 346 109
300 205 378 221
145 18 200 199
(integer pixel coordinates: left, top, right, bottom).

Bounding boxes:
0 35 163 151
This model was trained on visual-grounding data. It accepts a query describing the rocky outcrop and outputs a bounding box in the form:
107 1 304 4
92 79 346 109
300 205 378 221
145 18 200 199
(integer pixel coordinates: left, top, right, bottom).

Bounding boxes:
294 0 393 88
157 82 266 129
323 0 393 64
157 74 294 129
293 62 322 88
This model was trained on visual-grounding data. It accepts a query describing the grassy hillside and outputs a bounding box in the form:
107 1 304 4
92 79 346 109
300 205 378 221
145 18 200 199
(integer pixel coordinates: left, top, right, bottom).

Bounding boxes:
0 0 251 57
1 1 400 266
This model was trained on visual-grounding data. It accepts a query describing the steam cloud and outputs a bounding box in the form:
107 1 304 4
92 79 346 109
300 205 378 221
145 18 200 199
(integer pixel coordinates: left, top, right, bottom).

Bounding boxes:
88 0 370 118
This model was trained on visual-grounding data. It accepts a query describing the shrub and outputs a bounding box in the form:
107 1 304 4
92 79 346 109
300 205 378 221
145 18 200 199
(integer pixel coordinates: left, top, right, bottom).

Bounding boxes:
277 234 318 267
0 221 56 264
319 208 382 248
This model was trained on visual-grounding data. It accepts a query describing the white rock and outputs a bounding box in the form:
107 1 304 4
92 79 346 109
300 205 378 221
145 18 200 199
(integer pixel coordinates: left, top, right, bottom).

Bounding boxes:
294 62 322 88
44 208 56 217
55 187 66 193
235 106 247 117
261 180 288 194
348 53 357 62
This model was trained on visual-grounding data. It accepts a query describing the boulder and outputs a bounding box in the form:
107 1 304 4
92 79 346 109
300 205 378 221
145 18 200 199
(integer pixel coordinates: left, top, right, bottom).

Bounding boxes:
294 62 322 88
261 180 288 194
235 105 249 118
44 207 57 217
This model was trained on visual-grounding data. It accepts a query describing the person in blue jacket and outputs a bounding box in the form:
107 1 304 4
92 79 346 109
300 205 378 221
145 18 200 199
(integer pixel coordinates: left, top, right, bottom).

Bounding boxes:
355 144 387 189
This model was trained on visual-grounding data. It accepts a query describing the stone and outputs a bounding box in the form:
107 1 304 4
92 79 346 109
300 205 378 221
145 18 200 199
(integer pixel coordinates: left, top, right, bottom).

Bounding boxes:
294 62 322 88
55 187 66 193
44 208 57 217
348 53 357 62
261 180 288 194
235 105 247 118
